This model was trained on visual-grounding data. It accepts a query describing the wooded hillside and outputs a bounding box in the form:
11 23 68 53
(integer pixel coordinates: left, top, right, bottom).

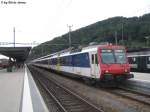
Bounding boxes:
29 13 150 59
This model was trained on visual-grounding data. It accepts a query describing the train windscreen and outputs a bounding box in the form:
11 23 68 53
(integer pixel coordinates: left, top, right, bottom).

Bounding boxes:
101 49 126 64
114 49 126 64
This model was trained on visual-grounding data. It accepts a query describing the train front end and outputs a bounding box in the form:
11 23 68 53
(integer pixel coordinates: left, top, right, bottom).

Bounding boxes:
98 45 134 82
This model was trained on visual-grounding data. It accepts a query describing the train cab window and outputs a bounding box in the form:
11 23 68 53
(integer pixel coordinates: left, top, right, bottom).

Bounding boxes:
101 49 115 64
114 49 126 64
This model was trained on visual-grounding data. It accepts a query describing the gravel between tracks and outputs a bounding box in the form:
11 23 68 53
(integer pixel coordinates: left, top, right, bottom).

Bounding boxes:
30 66 150 112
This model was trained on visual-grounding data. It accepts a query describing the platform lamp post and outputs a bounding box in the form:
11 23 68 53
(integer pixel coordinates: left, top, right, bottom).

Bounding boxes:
67 25 73 49
121 18 125 46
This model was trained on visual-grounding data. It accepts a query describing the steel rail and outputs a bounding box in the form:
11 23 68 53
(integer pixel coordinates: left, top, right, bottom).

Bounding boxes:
118 86 150 97
35 76 68 112
104 87 150 106
30 66 104 112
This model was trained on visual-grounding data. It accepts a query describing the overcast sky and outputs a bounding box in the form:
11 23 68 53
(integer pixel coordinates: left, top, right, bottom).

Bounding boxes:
0 0 150 48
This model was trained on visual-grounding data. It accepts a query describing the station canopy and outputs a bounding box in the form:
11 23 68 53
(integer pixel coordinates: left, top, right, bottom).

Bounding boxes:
0 47 31 62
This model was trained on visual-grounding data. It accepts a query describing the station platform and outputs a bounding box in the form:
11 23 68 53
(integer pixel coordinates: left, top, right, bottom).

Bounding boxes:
0 66 48 112
0 65 149 112
131 72 150 82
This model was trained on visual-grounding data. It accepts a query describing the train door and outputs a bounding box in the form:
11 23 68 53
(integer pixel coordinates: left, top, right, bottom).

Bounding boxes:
91 53 99 78
147 56 150 70
72 54 81 75
128 57 138 69
138 56 147 71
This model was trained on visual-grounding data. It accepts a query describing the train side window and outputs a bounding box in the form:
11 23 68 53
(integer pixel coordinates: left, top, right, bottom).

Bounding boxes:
95 54 98 64
133 57 136 62
73 55 80 66
92 54 98 64
149 57 150 61
92 54 94 64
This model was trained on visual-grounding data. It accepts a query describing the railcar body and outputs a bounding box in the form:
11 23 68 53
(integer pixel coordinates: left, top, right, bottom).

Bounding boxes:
128 54 150 72
31 44 134 82
0 59 9 68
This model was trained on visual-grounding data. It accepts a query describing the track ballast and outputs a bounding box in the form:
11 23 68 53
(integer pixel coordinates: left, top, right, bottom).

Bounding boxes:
29 66 104 112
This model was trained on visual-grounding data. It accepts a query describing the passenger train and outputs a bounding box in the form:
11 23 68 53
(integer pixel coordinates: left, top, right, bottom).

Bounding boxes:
0 59 10 68
31 44 134 84
128 50 150 72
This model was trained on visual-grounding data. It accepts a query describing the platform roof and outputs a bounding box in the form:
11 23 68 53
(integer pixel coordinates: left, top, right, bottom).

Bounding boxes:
0 47 31 62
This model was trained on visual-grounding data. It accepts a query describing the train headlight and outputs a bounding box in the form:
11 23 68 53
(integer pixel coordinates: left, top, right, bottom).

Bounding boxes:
105 70 109 73
125 69 128 72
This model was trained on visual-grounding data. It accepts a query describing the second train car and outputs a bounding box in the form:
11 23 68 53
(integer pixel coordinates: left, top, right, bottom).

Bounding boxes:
128 51 150 72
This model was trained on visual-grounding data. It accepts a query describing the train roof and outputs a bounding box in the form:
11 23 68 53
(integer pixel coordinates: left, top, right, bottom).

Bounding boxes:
51 44 125 58
32 44 125 61
127 47 150 52
127 54 150 57
127 50 150 57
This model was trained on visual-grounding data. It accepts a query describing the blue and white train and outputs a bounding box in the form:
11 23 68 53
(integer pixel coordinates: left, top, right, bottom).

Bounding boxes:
31 44 134 83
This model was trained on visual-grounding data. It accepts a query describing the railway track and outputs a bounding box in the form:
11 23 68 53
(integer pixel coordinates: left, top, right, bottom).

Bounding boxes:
30 66 104 112
105 87 150 106
29 65 150 109
118 86 150 97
